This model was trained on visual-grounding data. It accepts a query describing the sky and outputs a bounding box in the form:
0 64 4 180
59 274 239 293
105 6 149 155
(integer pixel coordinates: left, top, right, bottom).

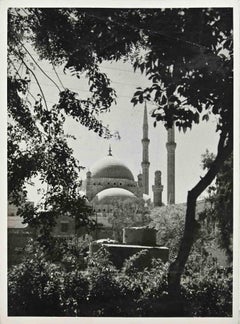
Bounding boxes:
24 48 219 205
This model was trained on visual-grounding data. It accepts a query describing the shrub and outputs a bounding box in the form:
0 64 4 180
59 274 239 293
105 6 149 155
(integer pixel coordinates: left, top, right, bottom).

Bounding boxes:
119 257 170 316
130 259 170 316
182 258 232 316
86 267 124 316
122 249 152 275
8 252 63 316
8 241 232 317
83 247 128 316
59 270 89 316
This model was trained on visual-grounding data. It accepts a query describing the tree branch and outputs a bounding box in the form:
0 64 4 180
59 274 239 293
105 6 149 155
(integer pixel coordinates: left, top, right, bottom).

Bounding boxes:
19 42 62 92
191 136 232 201
51 61 65 90
10 47 48 111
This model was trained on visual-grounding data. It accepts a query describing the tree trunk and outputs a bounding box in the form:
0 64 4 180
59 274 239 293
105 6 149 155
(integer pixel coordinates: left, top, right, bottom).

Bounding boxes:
168 190 199 296
168 137 232 299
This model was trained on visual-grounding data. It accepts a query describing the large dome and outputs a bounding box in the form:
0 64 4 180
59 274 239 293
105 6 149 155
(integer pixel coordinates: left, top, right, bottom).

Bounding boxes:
90 155 135 181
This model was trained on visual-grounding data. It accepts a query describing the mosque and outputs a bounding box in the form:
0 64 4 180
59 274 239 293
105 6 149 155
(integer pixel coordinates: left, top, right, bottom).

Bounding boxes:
8 104 177 265
82 104 177 226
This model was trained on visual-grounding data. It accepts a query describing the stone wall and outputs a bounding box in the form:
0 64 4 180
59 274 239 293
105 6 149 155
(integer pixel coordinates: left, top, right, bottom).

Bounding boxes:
123 227 156 246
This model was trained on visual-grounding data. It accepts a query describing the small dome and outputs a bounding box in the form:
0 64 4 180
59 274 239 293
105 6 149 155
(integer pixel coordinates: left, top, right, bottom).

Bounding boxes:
91 156 134 181
95 188 137 202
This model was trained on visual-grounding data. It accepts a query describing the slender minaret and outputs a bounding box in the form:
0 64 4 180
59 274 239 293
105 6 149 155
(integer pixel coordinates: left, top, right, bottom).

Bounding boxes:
86 169 92 199
141 102 150 195
108 144 112 156
152 170 164 207
166 126 176 204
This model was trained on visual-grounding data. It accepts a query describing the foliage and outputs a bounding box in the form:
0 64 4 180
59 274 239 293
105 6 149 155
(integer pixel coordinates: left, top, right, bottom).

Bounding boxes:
149 201 231 268
8 249 63 316
8 77 96 249
106 197 151 241
10 8 232 136
86 246 114 269
122 249 152 275
200 151 233 260
130 9 233 137
16 191 94 253
24 236 91 272
8 8 233 139
59 269 89 316
182 256 232 316
149 205 185 260
8 244 232 317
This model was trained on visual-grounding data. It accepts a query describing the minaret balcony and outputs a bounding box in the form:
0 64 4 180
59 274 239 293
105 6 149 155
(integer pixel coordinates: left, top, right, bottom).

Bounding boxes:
166 142 176 149
141 161 150 167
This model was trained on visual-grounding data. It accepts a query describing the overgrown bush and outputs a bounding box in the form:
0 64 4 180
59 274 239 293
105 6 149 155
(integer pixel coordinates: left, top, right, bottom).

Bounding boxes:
8 251 63 316
122 249 152 275
120 258 170 316
8 243 232 317
59 270 89 316
84 247 133 316
182 255 232 316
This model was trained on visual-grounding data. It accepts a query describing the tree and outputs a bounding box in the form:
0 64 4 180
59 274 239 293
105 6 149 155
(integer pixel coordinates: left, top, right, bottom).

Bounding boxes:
7 8 233 295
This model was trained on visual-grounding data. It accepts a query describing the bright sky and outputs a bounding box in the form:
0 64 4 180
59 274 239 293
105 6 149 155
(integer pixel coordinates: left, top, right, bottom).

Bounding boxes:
24 47 219 205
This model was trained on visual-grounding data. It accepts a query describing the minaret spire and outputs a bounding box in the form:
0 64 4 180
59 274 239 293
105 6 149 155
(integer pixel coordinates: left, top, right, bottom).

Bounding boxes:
108 144 112 156
166 126 176 204
141 102 150 195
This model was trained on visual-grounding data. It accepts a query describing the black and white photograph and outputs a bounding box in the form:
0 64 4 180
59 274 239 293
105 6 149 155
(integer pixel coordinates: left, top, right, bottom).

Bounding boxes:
1 1 239 322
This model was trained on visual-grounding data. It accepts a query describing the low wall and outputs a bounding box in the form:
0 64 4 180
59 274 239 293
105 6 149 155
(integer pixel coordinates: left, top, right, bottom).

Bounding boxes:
90 242 169 268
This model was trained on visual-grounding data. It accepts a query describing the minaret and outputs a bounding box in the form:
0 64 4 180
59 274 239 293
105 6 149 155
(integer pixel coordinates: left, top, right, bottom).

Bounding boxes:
166 126 176 204
152 170 164 207
141 102 150 195
86 169 92 199
108 144 112 156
